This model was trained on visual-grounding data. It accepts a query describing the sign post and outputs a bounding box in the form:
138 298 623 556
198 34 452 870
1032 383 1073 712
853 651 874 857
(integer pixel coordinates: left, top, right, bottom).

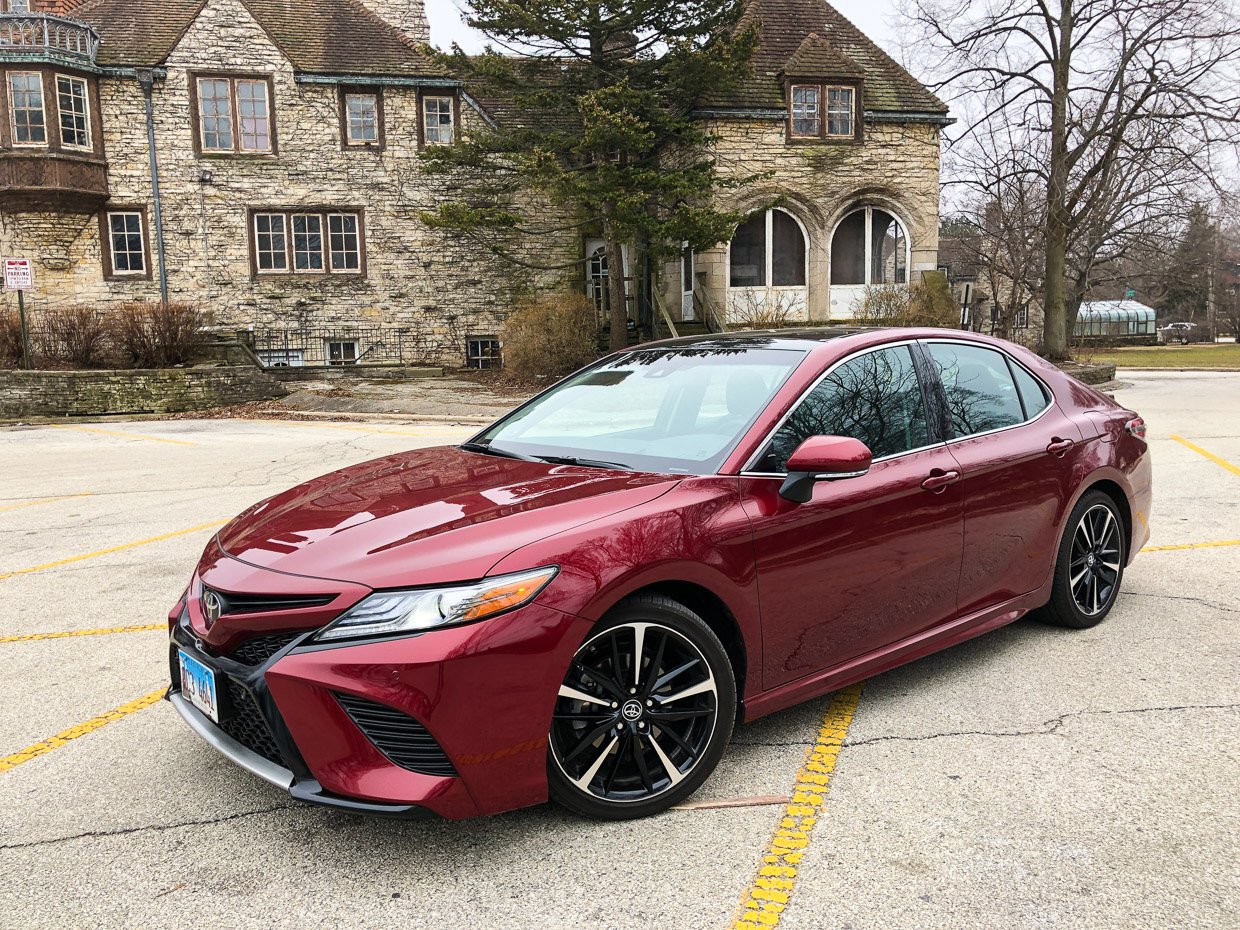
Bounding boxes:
3 258 33 370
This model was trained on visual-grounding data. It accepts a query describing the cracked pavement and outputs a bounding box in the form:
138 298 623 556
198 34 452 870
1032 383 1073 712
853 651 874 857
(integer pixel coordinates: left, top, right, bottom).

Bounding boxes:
1 370 1238 929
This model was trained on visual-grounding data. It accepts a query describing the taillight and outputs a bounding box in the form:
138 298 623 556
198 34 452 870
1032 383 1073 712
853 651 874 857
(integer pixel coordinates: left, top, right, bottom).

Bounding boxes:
1125 417 1147 440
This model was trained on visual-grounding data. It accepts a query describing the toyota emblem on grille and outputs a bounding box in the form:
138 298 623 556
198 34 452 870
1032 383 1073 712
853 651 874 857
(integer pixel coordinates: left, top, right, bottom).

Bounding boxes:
203 590 222 628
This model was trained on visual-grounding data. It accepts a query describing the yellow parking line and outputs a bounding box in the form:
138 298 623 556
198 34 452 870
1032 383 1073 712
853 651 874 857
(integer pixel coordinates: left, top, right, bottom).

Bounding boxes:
0 520 227 581
1171 435 1240 478
0 689 164 774
731 683 864 930
0 493 92 513
1143 539 1240 553
0 623 165 644
54 424 196 446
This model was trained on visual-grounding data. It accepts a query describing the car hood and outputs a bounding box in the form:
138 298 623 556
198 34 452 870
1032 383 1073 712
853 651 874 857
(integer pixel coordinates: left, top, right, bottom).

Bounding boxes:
217 445 680 589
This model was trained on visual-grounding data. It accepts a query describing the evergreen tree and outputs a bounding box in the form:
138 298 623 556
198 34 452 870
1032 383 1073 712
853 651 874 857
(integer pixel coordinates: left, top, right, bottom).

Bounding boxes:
420 1 759 350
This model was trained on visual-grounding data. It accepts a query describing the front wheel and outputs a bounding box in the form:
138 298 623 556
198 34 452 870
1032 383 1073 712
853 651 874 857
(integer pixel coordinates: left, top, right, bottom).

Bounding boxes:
1038 490 1127 629
548 595 736 819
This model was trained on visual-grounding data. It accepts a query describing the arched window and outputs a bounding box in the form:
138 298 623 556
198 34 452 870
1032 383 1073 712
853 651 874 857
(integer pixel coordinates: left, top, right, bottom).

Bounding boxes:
729 208 807 288
830 207 909 286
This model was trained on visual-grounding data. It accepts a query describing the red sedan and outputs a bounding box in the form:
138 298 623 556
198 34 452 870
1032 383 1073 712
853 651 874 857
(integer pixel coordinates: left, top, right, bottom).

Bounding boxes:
168 328 1152 819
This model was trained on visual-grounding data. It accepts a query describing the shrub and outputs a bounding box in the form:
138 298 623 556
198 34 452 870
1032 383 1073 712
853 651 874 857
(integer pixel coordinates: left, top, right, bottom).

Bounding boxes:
111 302 205 368
42 306 113 369
855 277 960 329
0 311 29 368
729 290 803 329
501 291 600 380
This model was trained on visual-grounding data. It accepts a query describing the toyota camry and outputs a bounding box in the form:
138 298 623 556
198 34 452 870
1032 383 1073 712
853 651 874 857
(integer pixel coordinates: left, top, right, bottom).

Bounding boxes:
167 328 1152 819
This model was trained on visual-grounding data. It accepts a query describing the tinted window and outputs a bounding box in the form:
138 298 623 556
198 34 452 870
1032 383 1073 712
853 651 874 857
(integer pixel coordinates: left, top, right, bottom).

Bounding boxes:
927 343 1025 437
1011 362 1050 418
759 346 929 472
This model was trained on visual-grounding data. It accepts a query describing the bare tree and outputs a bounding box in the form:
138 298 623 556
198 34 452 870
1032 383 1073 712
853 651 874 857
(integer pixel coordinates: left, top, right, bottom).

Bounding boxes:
903 0 1240 358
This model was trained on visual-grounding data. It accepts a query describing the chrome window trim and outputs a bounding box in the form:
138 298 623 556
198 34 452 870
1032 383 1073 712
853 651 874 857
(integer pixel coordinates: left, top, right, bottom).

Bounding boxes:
740 339 934 474
920 339 1056 444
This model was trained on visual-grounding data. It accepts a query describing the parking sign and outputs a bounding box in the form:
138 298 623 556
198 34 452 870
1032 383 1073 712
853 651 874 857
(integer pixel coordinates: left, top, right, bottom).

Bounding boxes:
4 258 33 291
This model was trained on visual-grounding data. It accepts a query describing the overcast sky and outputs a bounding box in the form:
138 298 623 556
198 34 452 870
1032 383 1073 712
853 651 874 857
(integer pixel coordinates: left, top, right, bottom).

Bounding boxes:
425 1 902 58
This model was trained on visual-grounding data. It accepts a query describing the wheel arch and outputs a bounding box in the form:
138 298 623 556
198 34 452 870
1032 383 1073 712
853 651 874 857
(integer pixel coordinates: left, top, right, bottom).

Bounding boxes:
1080 477 1134 556
591 579 751 717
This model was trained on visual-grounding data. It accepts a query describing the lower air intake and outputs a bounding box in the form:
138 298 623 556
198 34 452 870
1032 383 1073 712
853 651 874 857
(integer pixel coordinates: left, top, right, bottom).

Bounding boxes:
335 693 457 777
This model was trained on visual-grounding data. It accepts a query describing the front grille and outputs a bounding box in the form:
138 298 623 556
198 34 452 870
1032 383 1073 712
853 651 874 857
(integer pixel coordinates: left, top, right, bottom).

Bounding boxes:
219 679 284 766
335 693 457 777
228 632 305 666
206 589 337 616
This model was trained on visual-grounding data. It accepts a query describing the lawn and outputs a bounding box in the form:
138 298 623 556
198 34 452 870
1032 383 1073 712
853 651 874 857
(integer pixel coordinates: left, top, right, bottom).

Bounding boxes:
1089 342 1240 369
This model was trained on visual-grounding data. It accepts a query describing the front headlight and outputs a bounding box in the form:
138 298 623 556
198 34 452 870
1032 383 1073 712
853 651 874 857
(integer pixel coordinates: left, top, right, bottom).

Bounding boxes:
313 566 559 643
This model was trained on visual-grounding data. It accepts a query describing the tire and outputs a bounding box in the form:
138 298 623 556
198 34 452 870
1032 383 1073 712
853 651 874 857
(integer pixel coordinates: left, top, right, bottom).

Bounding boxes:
547 594 737 819
1037 490 1127 629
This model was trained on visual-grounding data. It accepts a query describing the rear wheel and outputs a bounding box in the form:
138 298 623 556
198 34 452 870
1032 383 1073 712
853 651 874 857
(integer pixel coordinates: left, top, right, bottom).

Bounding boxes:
548 595 736 819
1038 490 1127 629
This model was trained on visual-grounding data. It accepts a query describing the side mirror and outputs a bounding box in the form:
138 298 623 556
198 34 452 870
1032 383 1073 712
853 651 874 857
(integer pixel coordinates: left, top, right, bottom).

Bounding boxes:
779 435 873 503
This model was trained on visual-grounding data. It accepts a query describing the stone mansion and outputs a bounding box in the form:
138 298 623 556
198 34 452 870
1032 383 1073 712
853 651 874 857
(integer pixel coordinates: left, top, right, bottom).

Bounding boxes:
0 0 949 367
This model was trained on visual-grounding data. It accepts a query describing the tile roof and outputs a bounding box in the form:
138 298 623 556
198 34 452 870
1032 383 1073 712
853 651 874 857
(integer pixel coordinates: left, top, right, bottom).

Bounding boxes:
703 0 948 115
64 0 445 77
782 33 864 79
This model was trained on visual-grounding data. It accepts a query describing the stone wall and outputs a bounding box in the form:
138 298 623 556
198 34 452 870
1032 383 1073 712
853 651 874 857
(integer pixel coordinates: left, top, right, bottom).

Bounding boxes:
0 0 578 367
663 116 943 324
0 366 288 418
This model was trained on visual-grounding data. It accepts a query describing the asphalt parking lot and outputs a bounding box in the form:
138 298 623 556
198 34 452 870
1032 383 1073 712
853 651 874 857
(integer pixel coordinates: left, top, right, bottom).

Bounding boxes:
1 370 1237 930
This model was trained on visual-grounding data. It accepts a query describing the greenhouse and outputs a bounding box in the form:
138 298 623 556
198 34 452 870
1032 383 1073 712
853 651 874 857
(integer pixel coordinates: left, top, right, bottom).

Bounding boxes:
1074 300 1158 340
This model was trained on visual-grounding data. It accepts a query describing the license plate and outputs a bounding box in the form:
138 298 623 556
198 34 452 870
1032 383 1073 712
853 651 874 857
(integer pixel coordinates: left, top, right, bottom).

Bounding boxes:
178 649 220 723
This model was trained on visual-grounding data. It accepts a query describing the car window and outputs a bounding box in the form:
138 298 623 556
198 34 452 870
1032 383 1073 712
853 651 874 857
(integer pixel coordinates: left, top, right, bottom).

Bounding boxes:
757 345 929 472
477 346 806 474
927 343 1026 437
1010 362 1050 418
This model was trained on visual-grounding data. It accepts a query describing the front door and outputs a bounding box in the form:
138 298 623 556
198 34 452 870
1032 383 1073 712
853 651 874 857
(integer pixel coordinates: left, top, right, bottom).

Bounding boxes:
740 344 965 689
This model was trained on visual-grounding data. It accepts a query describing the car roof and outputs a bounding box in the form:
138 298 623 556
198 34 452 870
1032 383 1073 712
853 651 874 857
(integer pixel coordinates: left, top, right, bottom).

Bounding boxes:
640 327 880 351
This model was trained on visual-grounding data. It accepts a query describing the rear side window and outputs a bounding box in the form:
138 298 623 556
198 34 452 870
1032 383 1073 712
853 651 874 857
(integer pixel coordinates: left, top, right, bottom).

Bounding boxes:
1010 362 1050 418
758 345 929 472
926 343 1025 438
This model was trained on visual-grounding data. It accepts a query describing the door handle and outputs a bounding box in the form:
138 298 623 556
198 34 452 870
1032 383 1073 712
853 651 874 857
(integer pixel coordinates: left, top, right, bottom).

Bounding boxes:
1046 438 1075 457
921 470 960 493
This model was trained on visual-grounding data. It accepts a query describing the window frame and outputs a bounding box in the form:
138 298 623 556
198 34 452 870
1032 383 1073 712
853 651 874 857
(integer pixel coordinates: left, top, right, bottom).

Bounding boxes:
99 207 153 281
418 91 458 147
789 84 821 138
742 340 944 476
55 73 91 150
920 339 1056 443
190 72 277 157
7 70 47 147
247 207 366 279
785 81 861 144
727 207 809 291
339 86 385 149
466 336 503 370
326 339 360 366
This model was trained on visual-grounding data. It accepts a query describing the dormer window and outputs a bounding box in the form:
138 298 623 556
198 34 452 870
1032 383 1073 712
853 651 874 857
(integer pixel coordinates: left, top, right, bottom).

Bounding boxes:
787 83 857 141
790 85 820 136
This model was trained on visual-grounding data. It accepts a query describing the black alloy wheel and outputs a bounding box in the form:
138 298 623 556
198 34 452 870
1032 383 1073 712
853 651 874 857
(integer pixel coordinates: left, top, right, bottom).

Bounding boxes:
1039 490 1127 629
548 595 736 819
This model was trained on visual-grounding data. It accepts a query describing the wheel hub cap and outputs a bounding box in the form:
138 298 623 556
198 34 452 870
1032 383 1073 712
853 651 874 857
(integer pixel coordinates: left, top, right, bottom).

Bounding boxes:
1070 504 1122 616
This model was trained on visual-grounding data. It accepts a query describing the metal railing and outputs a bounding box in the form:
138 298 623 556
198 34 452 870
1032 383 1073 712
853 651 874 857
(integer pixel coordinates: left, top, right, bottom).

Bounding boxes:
248 325 431 368
0 13 100 62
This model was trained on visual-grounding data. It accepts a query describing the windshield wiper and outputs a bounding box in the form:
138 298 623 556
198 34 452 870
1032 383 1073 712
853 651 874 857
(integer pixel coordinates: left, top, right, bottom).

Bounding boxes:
459 441 540 462
534 455 631 471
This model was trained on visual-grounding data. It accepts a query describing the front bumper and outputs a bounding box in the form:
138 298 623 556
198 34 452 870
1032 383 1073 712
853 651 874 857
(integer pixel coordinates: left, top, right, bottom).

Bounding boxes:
168 597 591 819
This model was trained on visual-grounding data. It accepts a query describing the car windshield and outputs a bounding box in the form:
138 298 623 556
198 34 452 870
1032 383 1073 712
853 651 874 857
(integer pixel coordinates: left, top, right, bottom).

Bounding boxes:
471 344 808 474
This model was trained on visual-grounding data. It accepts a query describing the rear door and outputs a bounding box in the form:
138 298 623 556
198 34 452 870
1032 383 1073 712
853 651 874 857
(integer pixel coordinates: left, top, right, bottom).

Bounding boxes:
739 343 965 689
922 340 1084 615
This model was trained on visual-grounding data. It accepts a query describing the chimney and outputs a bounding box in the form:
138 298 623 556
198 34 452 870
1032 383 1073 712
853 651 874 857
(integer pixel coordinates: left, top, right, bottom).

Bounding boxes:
355 0 429 45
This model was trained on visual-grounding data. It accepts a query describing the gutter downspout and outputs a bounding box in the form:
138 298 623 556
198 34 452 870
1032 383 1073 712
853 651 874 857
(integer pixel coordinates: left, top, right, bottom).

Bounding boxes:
136 69 169 304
